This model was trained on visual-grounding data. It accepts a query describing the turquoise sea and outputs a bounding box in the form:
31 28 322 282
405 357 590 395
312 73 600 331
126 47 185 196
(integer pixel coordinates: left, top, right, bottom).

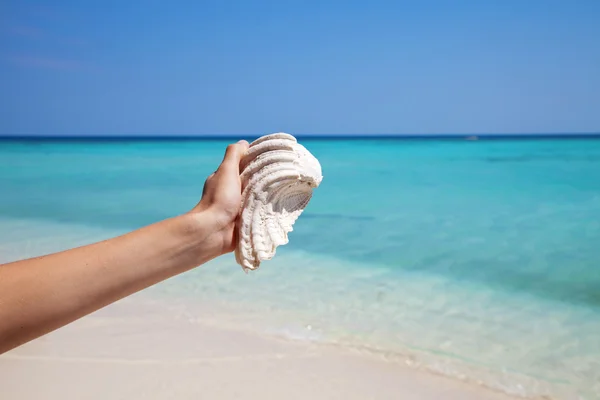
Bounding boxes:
1 137 599 399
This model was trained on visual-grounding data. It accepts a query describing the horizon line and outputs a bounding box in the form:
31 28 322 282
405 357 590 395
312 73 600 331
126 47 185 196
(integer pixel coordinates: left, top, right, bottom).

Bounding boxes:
1 132 600 141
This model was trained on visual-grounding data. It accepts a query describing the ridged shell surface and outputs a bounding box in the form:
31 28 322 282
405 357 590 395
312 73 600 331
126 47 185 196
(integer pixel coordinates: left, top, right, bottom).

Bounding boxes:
235 133 322 271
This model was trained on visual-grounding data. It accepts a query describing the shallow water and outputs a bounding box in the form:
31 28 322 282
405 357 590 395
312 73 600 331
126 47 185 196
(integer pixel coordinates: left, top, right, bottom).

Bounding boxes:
1 138 599 399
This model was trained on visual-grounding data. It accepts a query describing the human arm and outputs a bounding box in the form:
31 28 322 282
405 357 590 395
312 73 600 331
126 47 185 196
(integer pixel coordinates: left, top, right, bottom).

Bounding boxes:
0 141 249 354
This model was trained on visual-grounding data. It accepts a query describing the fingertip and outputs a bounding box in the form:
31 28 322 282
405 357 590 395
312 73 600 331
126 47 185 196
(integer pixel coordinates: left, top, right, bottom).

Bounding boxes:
220 141 248 171
237 140 249 150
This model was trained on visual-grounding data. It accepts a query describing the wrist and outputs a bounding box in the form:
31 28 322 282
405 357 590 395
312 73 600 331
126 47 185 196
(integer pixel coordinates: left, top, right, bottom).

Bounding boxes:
177 209 235 261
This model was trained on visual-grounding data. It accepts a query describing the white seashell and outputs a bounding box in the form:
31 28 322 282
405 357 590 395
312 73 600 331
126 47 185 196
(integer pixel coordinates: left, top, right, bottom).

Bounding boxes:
235 132 323 271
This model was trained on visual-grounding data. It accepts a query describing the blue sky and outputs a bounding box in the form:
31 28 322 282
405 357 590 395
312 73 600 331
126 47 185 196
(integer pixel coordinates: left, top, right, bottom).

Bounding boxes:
1 0 599 136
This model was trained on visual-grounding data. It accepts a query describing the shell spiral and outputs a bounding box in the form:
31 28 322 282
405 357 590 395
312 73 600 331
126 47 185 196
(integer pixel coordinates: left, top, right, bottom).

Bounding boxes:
235 133 323 271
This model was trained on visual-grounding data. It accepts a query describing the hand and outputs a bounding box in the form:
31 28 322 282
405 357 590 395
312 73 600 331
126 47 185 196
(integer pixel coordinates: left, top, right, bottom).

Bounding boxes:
191 140 249 253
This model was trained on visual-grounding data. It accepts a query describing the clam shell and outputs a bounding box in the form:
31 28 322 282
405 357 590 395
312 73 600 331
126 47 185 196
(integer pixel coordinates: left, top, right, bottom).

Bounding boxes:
235 133 323 271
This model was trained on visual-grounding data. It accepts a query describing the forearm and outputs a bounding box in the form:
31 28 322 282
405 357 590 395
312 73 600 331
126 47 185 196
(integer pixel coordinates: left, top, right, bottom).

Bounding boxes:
0 211 225 353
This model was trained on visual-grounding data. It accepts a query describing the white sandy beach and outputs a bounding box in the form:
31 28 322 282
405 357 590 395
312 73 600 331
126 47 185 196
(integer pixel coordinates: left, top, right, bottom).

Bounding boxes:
0 296 515 400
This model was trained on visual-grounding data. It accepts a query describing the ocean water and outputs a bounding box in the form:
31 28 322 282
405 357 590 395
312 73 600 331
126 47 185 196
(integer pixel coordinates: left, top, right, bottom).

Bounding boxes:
1 138 600 399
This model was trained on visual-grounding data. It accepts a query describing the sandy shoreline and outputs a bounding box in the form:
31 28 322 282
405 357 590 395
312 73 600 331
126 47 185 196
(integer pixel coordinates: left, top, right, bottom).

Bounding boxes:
0 296 515 400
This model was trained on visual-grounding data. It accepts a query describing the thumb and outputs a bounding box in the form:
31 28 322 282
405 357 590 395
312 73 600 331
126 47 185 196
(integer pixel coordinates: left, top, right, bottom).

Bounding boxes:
219 140 249 173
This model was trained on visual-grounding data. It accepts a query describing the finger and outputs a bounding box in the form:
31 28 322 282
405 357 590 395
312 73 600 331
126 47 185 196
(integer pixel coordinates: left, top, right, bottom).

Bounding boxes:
219 140 249 173
202 172 215 196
